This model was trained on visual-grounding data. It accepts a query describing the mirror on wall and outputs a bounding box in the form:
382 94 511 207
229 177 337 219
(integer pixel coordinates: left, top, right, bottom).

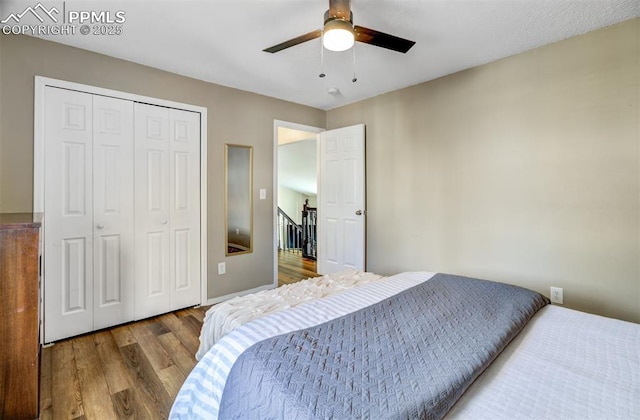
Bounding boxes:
225 144 253 255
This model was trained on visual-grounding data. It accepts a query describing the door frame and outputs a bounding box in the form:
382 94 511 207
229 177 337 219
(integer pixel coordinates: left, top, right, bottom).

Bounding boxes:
272 120 324 285
33 76 209 308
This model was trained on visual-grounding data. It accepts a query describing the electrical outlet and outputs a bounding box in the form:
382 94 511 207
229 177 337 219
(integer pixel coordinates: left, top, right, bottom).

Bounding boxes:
218 262 226 275
550 286 563 304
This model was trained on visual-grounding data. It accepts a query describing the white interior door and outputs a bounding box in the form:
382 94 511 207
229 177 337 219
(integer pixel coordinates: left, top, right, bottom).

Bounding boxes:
169 108 201 309
92 95 135 330
317 124 366 274
134 103 171 319
44 87 94 342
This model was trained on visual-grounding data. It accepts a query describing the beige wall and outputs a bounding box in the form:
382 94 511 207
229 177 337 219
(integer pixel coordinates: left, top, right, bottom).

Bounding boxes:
2 20 638 322
0 35 325 299
327 19 640 323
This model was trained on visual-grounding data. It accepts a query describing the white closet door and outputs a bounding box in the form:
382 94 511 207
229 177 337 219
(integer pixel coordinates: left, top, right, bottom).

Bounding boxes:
92 95 135 329
169 109 201 309
134 103 171 319
44 87 94 342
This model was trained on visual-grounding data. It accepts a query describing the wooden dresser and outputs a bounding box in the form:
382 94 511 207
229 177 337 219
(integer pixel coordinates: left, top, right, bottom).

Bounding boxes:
0 213 42 419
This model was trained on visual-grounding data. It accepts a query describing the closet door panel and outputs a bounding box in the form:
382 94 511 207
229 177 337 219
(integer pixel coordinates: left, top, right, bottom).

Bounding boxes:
44 87 94 342
93 95 135 329
169 109 201 309
134 103 171 319
41 83 203 341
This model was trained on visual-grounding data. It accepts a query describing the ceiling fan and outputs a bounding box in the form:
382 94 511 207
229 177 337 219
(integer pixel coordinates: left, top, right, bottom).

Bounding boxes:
263 0 416 54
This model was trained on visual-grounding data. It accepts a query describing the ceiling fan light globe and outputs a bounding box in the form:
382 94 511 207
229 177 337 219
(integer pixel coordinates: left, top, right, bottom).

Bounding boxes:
323 19 354 51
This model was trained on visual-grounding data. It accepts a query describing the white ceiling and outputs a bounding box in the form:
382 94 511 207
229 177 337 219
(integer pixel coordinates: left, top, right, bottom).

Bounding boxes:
2 0 638 110
277 127 318 146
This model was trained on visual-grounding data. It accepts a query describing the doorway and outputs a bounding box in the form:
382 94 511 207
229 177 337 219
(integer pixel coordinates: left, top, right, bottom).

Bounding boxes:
273 120 323 286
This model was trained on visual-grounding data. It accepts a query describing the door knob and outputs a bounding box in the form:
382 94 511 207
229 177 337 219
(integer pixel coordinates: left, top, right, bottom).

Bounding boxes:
355 210 363 216
162 220 168 225
96 224 104 230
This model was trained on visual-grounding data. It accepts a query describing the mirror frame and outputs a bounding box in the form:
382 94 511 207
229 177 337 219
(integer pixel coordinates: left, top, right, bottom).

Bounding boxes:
225 144 254 256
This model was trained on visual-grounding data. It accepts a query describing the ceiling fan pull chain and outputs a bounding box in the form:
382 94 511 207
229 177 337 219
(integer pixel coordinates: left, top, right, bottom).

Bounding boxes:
319 30 326 78
352 42 357 83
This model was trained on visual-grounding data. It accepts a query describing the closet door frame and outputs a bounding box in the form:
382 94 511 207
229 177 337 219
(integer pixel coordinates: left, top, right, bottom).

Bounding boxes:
33 76 209 336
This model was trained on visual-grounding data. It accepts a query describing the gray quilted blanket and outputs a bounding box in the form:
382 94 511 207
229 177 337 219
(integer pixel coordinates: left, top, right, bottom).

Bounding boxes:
219 273 549 419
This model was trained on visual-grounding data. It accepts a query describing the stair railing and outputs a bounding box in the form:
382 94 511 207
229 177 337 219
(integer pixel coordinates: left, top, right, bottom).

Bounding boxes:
277 207 302 253
301 199 317 260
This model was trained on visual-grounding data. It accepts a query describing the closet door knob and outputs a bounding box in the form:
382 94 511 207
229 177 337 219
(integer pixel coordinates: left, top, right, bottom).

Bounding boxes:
162 220 168 225
96 224 104 230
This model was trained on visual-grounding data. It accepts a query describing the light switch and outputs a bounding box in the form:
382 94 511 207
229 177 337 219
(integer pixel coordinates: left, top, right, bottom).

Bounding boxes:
259 189 267 200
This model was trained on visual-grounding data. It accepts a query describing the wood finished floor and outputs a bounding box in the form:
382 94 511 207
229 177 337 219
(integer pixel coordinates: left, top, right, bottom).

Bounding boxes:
40 307 208 419
278 250 319 286
42 252 318 419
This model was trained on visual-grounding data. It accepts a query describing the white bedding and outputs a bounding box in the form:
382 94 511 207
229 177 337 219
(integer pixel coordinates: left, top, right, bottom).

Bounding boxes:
448 305 640 419
196 269 384 360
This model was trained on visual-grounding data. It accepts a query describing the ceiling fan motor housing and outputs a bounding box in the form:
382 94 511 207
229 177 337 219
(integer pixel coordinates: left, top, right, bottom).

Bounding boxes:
324 10 353 28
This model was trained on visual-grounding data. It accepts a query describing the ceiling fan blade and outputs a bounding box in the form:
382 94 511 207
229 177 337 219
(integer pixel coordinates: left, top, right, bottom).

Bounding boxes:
263 29 322 53
328 0 351 20
354 26 416 53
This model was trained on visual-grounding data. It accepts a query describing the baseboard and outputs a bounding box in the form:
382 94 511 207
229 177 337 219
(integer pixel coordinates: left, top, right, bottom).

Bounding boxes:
205 283 276 306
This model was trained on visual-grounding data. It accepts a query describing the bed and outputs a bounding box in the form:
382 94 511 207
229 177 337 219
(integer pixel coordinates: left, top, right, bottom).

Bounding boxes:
172 271 640 419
